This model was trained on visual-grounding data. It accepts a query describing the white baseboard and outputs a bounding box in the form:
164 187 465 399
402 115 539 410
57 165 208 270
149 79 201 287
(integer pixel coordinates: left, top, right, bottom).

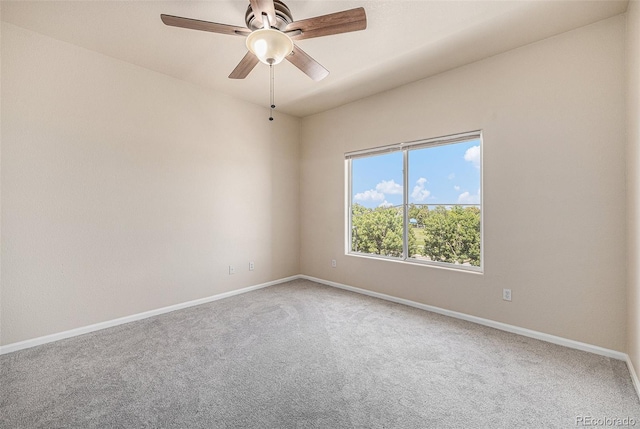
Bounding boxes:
3 272 638 401
0 273 630 365
299 275 628 362
0 275 299 355
626 355 640 400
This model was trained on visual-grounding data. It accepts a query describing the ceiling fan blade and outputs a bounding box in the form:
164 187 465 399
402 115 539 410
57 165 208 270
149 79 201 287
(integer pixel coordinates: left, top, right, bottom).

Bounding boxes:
161 14 249 36
286 44 329 81
229 52 260 79
285 7 366 40
250 0 277 28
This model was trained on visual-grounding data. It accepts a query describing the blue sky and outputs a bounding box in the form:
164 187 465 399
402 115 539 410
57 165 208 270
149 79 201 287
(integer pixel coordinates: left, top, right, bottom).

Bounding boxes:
351 139 481 209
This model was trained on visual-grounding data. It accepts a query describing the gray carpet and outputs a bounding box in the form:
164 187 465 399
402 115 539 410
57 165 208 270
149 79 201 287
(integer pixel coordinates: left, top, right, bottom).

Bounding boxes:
1 279 639 428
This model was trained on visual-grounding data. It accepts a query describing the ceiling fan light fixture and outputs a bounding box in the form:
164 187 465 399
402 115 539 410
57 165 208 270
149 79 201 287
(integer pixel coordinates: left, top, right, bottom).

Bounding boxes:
246 28 293 65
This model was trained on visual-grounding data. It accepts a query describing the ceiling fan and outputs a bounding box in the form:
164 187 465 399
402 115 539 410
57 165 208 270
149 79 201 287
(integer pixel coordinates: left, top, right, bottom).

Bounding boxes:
160 0 367 82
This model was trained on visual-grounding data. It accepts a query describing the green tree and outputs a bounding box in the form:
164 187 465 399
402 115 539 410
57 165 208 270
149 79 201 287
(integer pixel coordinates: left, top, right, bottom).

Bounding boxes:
409 204 421 223
352 204 417 257
422 205 480 266
410 204 430 227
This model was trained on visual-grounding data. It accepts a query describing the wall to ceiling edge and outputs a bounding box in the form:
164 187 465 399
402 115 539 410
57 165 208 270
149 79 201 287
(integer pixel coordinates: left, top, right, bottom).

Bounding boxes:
300 15 627 351
0 22 301 346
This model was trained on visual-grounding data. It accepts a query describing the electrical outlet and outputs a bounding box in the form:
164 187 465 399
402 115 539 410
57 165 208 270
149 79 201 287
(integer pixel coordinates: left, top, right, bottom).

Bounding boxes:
503 288 512 301
249 261 254 271
331 259 337 268
229 265 235 275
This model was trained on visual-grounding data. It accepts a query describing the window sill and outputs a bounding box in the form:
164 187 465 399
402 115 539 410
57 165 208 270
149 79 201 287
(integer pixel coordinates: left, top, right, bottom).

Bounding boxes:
346 251 484 274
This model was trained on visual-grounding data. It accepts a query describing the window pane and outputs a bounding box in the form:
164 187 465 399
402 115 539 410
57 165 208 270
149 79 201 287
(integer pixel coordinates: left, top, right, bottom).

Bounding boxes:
351 152 404 258
407 139 481 267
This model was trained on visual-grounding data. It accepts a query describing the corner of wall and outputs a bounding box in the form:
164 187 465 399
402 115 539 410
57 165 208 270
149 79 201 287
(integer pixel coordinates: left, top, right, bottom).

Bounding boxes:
0 14 4 348
627 0 640 376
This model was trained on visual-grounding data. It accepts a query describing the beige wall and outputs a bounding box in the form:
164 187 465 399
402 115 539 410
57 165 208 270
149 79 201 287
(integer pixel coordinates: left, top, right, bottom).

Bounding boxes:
0 10 633 355
300 16 627 351
627 1 640 371
0 12 3 349
0 23 300 345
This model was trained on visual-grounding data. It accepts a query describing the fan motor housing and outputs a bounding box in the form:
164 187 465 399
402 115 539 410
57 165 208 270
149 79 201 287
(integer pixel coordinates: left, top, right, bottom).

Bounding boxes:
245 0 293 31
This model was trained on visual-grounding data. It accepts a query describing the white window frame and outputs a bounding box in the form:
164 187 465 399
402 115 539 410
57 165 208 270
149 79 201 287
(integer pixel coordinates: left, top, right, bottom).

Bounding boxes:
345 130 483 273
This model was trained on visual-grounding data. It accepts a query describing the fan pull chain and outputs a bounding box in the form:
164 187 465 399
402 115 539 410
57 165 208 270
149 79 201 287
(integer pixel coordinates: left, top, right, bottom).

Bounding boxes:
269 63 275 121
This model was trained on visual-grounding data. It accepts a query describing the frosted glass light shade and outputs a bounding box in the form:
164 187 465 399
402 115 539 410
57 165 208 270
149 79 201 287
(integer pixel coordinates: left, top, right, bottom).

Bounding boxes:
246 29 294 65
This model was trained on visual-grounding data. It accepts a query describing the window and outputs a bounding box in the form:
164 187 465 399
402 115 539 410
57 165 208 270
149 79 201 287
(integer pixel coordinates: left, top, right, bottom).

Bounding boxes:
347 131 482 272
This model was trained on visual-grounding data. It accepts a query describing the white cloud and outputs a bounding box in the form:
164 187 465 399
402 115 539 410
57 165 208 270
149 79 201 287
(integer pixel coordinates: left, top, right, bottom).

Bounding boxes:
354 179 402 204
448 173 455 180
464 145 481 169
411 177 431 202
354 189 384 202
454 185 460 191
379 200 393 208
375 179 403 195
457 188 481 204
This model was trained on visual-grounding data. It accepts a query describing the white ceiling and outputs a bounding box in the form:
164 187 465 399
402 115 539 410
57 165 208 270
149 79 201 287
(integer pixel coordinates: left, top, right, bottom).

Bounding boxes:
1 0 629 117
